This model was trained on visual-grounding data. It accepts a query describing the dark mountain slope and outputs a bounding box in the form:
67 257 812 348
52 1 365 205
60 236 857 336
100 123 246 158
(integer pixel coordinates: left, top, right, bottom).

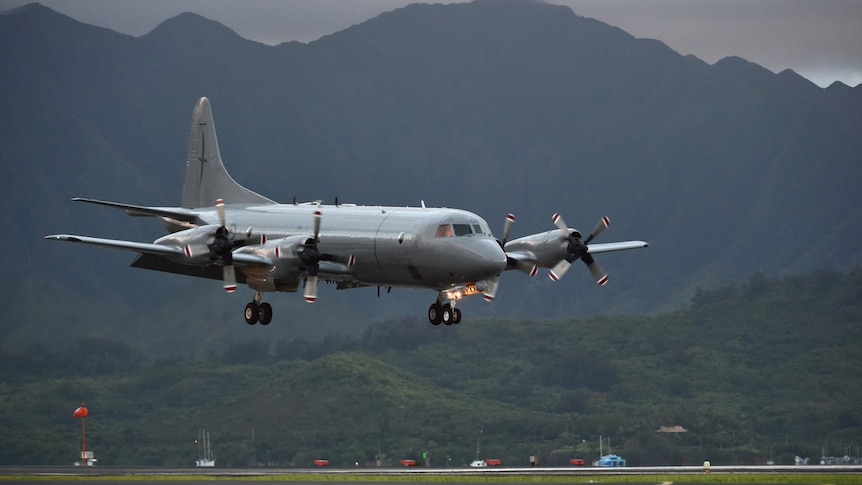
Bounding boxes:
1 1 860 352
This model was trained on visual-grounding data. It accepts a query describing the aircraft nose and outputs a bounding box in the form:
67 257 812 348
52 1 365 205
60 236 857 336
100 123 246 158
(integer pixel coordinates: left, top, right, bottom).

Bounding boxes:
470 238 508 277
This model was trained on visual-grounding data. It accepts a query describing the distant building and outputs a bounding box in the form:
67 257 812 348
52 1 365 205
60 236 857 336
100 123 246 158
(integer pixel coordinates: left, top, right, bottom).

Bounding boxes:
656 426 688 433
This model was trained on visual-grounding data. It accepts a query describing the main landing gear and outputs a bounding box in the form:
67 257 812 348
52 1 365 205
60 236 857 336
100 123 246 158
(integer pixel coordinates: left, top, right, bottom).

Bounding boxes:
428 298 462 326
244 291 273 325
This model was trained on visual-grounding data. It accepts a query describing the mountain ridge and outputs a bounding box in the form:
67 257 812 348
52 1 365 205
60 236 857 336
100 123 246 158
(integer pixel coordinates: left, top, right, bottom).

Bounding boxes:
2 1 860 351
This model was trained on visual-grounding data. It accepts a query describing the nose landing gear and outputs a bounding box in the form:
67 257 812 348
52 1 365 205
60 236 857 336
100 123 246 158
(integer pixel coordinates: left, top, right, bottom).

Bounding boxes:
428 295 462 326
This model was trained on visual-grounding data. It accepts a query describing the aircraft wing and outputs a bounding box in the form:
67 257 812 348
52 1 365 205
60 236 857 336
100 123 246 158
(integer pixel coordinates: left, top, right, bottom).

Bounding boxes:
505 250 538 265
504 240 648 276
503 250 540 275
587 240 649 254
317 261 357 278
44 234 272 267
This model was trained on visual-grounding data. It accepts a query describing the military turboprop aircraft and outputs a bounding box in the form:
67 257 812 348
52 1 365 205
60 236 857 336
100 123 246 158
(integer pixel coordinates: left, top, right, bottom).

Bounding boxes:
46 97 648 326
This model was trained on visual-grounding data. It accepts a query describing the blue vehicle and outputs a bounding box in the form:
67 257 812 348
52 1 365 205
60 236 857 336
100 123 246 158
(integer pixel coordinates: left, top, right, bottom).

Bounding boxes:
597 454 627 467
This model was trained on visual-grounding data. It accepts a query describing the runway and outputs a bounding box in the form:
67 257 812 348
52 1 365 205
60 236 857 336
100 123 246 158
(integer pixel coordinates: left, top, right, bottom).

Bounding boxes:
2 464 862 482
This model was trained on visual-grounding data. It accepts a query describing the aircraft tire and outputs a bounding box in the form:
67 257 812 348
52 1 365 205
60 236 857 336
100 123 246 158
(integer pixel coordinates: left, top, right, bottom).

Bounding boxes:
441 304 453 325
428 303 443 325
258 302 273 325
244 302 259 325
453 308 462 324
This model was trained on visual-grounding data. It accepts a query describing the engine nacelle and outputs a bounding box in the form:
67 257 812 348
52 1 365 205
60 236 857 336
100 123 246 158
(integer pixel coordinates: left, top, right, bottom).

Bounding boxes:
263 235 308 262
238 235 310 292
154 225 220 260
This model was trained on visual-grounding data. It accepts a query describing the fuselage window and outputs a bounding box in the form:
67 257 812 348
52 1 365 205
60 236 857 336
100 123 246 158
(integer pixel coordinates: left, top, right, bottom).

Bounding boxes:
435 224 455 238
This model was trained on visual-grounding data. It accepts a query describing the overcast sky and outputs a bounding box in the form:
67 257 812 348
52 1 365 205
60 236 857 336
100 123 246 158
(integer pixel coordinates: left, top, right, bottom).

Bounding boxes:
3 0 860 87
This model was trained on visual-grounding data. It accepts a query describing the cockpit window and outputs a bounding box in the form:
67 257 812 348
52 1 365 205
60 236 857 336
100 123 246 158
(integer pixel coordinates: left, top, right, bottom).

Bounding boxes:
436 222 489 237
435 224 455 238
453 224 473 236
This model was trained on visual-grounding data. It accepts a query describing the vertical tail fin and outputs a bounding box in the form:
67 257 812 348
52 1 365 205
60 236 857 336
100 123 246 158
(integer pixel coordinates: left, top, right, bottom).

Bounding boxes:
181 97 274 209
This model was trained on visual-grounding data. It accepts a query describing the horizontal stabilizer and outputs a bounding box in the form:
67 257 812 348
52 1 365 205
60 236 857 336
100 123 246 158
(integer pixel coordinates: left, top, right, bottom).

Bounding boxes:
72 197 201 223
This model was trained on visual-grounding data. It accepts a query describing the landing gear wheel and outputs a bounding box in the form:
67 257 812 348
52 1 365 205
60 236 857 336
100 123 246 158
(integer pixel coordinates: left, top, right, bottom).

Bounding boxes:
428 303 443 325
452 308 462 324
258 302 273 325
441 304 453 326
244 302 259 325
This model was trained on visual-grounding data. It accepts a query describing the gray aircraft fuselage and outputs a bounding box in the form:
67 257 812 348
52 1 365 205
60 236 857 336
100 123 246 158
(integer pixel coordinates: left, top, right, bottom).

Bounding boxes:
155 203 507 292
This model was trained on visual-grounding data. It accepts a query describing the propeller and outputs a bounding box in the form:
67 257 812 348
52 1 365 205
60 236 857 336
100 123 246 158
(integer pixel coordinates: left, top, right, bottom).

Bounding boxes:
479 214 518 301
203 198 265 292
499 213 538 276
483 276 500 302
500 213 515 247
299 210 326 303
548 213 610 286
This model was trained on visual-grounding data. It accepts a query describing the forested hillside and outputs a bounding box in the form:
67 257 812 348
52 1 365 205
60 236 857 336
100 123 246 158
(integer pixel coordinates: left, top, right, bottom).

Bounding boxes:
2 270 858 466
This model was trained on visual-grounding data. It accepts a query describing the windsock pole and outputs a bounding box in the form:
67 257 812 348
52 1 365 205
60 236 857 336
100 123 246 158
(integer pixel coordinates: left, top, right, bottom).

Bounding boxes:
73 403 89 466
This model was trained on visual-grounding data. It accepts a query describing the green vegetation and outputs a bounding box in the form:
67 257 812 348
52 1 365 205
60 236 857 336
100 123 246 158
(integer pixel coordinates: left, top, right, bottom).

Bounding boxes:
1 270 860 467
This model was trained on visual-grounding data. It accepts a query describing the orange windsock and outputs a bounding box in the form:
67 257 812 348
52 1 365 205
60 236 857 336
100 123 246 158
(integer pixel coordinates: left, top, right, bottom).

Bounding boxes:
73 406 89 419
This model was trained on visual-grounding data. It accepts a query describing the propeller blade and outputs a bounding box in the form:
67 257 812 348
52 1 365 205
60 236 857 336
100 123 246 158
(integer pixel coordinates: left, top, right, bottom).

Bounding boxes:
514 261 538 277
501 213 515 246
184 243 209 259
312 210 322 242
483 276 500 302
216 198 226 228
549 259 572 281
552 212 569 233
585 216 610 244
304 275 319 303
223 265 237 292
583 254 609 286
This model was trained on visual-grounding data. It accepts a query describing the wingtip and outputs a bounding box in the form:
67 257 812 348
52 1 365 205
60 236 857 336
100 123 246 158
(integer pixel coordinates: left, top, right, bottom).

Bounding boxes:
45 234 77 242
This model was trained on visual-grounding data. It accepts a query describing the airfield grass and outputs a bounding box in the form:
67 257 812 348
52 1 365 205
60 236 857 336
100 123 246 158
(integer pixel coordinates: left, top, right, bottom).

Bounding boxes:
1 474 859 484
